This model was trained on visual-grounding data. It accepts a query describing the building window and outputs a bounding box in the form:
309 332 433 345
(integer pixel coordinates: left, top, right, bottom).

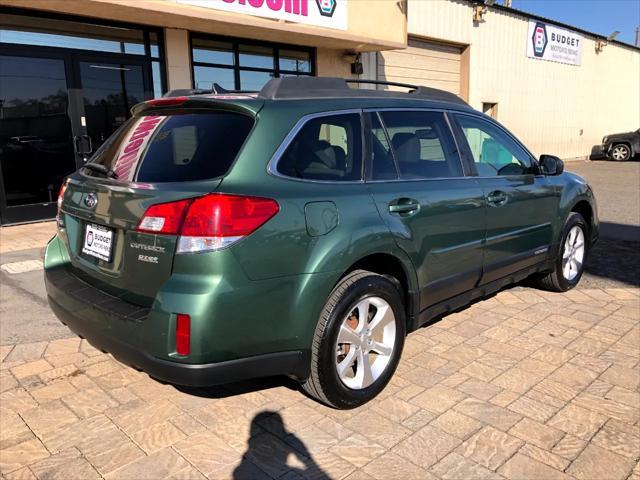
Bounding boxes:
191 35 314 91
0 12 166 98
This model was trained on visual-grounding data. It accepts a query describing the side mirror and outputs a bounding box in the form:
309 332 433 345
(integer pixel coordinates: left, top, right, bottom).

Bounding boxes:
539 154 564 175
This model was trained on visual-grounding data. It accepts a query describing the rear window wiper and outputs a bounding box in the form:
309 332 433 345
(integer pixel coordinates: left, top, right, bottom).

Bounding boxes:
81 163 118 179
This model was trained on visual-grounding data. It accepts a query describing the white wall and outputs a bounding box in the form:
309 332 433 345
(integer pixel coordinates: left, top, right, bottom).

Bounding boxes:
408 0 640 159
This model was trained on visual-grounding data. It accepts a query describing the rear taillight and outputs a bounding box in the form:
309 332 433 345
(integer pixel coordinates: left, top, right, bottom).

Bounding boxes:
136 198 191 235
57 180 68 211
176 314 190 356
136 193 279 253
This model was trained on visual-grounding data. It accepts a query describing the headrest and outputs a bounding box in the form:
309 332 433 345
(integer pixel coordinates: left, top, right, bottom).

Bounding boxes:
392 133 420 163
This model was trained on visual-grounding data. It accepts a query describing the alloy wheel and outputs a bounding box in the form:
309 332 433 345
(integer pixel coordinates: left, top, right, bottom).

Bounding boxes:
611 145 629 161
334 296 396 390
562 225 585 281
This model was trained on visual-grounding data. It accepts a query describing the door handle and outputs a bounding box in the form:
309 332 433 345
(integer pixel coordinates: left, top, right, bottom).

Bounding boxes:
389 199 420 216
486 190 508 207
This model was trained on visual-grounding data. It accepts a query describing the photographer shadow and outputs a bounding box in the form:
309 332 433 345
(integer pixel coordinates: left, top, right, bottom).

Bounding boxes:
233 411 330 480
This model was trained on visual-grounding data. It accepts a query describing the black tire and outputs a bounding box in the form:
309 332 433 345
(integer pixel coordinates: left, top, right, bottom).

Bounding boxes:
531 213 588 292
610 143 631 161
301 270 406 409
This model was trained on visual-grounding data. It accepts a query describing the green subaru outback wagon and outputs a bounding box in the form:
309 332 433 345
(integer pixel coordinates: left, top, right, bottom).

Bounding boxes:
45 77 598 408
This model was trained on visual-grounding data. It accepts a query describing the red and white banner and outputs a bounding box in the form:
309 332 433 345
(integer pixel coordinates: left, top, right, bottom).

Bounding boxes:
177 0 347 31
113 115 166 181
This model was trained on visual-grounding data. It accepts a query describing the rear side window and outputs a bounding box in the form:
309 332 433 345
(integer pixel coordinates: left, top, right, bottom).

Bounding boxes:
277 113 363 181
89 112 254 182
379 111 463 180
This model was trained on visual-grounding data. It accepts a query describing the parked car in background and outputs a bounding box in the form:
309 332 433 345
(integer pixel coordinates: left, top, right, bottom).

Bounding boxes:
45 77 599 409
596 128 640 161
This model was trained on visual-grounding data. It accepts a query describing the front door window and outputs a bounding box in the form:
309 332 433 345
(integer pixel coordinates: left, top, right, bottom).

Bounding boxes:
455 114 532 176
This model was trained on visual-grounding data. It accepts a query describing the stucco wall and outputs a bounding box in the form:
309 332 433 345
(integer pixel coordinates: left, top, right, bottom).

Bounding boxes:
408 0 640 159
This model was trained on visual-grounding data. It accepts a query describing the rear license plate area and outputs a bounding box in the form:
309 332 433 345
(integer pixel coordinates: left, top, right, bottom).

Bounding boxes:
82 223 114 262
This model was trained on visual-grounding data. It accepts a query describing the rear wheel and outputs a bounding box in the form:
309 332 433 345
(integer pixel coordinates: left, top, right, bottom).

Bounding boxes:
532 212 587 292
610 144 631 161
302 270 406 409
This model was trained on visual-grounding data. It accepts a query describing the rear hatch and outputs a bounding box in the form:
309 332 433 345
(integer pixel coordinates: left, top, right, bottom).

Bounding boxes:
59 100 259 306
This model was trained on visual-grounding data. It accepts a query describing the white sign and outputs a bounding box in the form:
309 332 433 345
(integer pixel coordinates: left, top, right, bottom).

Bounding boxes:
177 0 347 30
82 224 113 262
527 20 582 66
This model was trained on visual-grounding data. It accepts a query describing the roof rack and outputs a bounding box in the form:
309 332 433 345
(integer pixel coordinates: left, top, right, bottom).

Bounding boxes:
257 77 468 105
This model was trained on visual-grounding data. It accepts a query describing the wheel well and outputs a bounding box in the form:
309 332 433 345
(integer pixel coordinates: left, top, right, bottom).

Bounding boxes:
571 200 593 236
344 253 412 318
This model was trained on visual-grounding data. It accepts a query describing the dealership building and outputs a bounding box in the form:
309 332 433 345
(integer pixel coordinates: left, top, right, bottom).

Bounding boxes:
1 0 639 225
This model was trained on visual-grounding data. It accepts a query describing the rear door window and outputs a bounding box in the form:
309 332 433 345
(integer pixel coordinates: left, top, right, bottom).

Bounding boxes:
277 113 363 181
88 111 254 182
379 111 463 180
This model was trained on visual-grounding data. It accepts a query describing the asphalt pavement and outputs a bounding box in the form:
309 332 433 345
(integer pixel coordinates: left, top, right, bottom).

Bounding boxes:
565 160 639 289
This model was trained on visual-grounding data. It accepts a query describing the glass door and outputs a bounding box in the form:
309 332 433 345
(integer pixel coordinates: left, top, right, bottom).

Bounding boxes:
74 55 150 162
0 50 151 225
0 52 76 224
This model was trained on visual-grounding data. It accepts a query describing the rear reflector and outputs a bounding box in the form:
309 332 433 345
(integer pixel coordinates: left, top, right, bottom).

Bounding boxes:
176 314 190 356
136 193 279 253
57 180 68 211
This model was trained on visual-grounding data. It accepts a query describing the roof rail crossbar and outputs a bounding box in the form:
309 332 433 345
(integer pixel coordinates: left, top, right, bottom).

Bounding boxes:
344 79 420 91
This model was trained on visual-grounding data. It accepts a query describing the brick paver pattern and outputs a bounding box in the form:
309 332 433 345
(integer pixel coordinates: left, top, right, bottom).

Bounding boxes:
1 287 639 479
0 222 57 254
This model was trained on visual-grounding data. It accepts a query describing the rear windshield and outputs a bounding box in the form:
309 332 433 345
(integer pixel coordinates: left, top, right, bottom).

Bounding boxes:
88 111 254 182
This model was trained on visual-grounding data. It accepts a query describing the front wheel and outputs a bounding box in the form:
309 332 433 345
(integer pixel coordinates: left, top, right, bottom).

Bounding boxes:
532 212 588 292
610 144 631 161
302 270 406 409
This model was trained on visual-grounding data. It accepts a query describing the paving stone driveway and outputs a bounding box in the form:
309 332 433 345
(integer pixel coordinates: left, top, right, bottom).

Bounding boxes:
1 286 639 480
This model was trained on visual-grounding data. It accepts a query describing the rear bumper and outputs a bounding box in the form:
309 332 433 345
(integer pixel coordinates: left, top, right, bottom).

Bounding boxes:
47 293 308 387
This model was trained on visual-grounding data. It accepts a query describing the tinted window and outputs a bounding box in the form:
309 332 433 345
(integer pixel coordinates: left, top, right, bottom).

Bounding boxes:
88 112 254 182
455 114 532 176
380 111 463 179
278 114 363 181
369 113 398 180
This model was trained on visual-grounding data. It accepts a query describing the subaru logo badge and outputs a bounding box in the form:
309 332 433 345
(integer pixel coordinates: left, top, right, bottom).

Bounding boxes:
84 193 98 209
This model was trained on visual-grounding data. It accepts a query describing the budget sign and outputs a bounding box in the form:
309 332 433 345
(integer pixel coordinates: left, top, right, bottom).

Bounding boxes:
527 20 582 66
